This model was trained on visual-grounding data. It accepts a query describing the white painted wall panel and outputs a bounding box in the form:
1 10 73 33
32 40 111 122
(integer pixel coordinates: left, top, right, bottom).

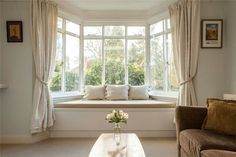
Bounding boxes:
51 108 175 137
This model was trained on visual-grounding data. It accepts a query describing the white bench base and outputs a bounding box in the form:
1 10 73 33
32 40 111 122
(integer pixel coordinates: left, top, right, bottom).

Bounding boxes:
51 107 176 138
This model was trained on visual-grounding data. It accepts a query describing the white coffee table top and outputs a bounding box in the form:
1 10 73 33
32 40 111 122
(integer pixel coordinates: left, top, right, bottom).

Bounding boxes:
89 133 146 157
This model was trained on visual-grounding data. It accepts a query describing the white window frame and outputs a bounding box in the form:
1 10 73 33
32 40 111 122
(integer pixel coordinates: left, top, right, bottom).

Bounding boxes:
51 17 82 98
51 16 178 100
149 18 178 97
83 25 146 85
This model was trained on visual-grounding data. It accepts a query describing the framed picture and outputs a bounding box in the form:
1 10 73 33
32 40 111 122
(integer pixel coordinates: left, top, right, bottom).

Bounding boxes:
6 21 23 42
201 19 223 48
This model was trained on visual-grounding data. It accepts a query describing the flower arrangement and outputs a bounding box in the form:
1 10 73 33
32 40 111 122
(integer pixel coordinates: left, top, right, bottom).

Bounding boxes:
106 110 129 124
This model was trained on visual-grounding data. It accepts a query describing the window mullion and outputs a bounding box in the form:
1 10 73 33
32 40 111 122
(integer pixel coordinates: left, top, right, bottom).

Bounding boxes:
66 31 80 38
163 20 168 93
126 36 145 40
151 32 164 38
84 36 102 40
125 26 128 85
80 23 84 91
62 19 66 93
104 36 124 39
146 24 151 86
102 26 105 85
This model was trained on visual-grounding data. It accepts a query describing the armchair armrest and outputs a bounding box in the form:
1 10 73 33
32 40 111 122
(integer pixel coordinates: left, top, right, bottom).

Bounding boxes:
175 106 207 157
175 106 207 134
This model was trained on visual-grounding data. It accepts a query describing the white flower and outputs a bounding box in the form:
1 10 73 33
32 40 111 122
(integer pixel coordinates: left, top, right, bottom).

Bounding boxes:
106 113 115 120
119 110 124 115
106 110 129 123
106 113 111 119
111 112 115 118
124 113 129 119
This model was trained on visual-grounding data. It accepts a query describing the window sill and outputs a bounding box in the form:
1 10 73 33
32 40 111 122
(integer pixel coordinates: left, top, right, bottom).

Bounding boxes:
149 91 178 102
52 92 84 103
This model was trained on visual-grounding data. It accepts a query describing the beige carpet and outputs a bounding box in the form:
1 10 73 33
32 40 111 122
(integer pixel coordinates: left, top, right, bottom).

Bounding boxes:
0 137 177 157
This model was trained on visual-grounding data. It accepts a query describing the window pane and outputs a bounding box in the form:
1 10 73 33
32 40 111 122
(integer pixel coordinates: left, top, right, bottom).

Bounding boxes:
167 19 171 29
65 35 80 91
150 35 164 90
104 39 125 84
150 21 163 35
104 26 125 36
167 33 178 91
128 40 145 85
84 40 102 85
50 32 63 92
84 26 102 36
57 17 63 29
127 26 145 36
66 20 80 35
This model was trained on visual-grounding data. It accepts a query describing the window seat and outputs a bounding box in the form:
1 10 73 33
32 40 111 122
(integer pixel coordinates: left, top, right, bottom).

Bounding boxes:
54 99 176 108
52 99 176 137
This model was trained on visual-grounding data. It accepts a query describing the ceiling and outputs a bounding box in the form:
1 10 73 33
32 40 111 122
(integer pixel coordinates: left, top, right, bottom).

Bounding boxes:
55 0 176 11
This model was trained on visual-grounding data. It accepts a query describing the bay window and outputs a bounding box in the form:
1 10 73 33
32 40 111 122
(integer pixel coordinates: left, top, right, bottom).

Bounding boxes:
50 16 178 97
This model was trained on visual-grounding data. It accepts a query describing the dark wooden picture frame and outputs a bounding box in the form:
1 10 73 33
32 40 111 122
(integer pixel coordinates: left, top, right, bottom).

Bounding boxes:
201 19 223 48
6 21 23 42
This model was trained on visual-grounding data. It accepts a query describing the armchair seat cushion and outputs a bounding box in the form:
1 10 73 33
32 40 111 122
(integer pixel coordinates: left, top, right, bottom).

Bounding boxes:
180 129 236 157
201 150 236 157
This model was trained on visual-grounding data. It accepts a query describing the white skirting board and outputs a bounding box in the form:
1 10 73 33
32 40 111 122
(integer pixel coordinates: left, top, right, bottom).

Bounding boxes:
0 131 49 144
223 94 236 100
51 108 176 138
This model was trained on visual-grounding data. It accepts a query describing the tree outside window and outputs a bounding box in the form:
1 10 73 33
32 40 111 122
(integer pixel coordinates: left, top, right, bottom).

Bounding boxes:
50 17 178 96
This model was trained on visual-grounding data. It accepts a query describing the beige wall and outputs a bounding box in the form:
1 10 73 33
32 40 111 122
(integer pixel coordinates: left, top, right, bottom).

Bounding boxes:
195 1 236 106
0 0 2 140
0 0 33 137
224 2 236 94
195 1 226 106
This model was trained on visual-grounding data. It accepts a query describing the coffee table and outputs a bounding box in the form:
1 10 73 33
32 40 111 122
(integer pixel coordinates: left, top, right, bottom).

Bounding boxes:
89 133 146 157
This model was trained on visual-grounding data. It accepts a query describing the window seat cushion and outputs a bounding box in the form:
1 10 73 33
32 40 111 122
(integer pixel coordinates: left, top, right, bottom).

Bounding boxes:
54 100 176 108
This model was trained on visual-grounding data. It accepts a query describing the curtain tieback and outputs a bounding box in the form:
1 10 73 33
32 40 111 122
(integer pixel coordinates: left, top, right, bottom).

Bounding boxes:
179 76 194 86
36 75 48 86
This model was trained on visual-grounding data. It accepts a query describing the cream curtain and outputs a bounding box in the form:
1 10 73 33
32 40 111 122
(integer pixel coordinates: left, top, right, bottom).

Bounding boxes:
31 0 58 133
169 0 200 106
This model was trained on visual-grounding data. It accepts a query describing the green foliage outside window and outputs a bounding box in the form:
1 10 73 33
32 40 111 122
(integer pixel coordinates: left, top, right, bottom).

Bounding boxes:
128 64 145 85
51 60 145 88
50 61 80 92
85 61 102 85
65 71 79 91
50 61 62 91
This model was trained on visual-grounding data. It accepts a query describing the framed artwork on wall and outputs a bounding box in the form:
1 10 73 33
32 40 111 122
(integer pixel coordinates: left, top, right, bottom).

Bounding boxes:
201 19 223 48
6 21 23 42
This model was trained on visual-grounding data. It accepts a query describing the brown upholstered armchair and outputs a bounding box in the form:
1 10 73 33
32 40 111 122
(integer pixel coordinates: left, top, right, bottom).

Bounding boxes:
175 106 236 157
175 106 207 157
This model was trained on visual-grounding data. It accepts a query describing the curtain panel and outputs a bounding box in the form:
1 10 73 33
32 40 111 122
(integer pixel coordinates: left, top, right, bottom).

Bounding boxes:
31 0 58 133
169 0 200 106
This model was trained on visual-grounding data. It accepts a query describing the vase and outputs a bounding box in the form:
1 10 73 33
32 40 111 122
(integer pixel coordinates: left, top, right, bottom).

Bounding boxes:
114 123 121 145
